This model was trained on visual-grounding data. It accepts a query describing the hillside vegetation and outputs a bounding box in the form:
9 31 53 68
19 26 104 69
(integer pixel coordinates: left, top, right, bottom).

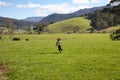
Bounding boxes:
44 17 91 33
87 3 120 30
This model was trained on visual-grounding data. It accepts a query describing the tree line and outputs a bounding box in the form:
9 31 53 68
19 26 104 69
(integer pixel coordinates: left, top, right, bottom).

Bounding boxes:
86 4 120 31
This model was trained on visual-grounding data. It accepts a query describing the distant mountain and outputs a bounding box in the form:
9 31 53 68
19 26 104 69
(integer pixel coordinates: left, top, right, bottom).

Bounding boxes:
0 16 35 30
22 17 44 22
40 6 106 23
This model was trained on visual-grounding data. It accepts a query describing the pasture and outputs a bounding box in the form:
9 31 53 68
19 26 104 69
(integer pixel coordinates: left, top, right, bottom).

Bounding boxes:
45 17 91 33
0 34 120 80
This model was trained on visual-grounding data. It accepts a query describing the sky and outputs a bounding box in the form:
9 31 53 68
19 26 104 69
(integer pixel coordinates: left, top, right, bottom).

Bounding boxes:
0 0 111 19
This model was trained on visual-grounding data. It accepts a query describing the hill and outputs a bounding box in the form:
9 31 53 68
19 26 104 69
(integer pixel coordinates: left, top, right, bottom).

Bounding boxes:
40 6 106 23
100 25 120 33
22 17 44 22
43 17 91 33
0 16 35 30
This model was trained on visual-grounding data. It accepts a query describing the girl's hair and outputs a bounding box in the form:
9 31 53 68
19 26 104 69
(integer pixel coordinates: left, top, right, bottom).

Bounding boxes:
57 38 61 41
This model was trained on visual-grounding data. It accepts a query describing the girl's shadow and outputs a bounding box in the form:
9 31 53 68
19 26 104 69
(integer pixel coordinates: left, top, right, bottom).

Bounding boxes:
52 52 59 54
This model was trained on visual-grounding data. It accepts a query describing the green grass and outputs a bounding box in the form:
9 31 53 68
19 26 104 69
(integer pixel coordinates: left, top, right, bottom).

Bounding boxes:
0 34 120 80
44 17 91 33
100 25 120 33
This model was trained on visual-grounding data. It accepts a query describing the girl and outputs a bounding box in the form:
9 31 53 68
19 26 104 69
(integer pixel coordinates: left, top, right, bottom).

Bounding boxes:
56 38 63 53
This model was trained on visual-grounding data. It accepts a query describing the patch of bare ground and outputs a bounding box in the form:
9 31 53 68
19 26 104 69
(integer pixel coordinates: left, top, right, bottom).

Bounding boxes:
0 64 10 80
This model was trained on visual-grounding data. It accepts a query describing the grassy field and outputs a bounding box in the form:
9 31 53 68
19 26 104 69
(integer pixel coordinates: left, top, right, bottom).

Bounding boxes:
0 34 120 80
45 17 91 33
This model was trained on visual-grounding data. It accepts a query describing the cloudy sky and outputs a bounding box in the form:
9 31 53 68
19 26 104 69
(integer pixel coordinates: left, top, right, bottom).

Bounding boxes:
0 0 110 19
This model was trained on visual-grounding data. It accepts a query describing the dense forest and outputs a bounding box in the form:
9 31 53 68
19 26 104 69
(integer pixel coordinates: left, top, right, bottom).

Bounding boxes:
86 0 120 30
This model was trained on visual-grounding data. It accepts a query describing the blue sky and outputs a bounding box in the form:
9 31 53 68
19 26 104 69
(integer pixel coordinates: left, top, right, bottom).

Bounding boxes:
0 0 111 19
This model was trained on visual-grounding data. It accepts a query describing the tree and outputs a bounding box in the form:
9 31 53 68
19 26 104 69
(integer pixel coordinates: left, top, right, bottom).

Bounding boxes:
27 25 34 34
6 19 15 40
87 10 115 30
0 27 5 41
36 23 44 34
35 23 49 34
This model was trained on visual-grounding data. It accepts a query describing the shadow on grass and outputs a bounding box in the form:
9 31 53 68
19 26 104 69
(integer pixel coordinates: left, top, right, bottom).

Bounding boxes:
38 52 60 54
52 52 60 54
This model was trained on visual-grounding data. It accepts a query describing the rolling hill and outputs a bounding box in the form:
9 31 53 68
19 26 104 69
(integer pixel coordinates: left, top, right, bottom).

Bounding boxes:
43 17 91 33
40 6 106 23
99 25 120 33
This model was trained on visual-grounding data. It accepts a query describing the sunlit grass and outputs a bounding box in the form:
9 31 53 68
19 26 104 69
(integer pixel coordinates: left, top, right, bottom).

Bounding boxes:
46 17 91 33
0 34 120 80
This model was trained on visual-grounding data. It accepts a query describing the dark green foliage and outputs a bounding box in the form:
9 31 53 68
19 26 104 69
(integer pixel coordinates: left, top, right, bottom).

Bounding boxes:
0 35 3 41
110 28 120 40
102 5 120 25
35 23 50 34
86 3 120 30
66 31 72 34
25 38 29 41
36 24 44 34
87 11 114 30
12 37 20 41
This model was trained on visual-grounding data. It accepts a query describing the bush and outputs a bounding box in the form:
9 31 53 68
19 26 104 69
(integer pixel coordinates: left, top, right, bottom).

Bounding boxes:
0 36 3 41
110 28 120 40
25 39 29 41
66 31 72 34
12 37 20 41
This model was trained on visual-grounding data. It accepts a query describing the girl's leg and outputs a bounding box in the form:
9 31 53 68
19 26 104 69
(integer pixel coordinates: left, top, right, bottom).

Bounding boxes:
58 46 62 53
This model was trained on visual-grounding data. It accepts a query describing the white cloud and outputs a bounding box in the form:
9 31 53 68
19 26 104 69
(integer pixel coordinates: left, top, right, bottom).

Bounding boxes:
34 3 90 16
110 1 120 6
15 3 90 16
0 1 12 6
91 0 101 3
16 3 41 8
72 0 111 4
107 0 111 3
72 0 89 4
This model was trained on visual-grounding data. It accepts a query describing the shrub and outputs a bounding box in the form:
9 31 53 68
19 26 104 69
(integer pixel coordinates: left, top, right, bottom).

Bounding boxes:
25 39 29 41
110 28 120 40
73 31 77 33
0 36 3 41
12 37 20 41
66 32 72 34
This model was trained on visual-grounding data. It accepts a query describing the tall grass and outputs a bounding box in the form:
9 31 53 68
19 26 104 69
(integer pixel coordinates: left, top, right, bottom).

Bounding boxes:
0 34 120 80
